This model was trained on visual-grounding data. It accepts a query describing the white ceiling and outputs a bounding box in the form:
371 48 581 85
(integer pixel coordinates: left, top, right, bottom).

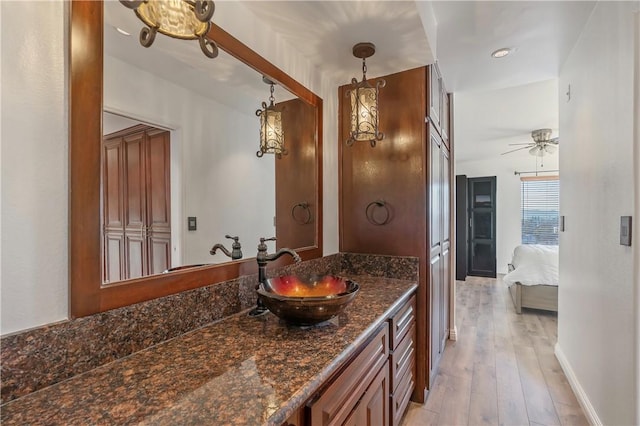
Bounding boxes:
105 1 598 164
453 78 559 163
431 1 596 92
239 1 434 85
103 1 294 115
241 1 597 164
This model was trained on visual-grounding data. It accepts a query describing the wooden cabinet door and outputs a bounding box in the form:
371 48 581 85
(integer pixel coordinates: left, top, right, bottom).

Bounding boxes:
102 125 171 281
341 363 389 426
103 137 125 282
124 132 148 278
429 65 442 134
429 125 448 380
355 363 389 426
440 150 451 352
145 129 171 275
441 92 450 148
429 127 442 251
429 252 442 377
308 325 389 426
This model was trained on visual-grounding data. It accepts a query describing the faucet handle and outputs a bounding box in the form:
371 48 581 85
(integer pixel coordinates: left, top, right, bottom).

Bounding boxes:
258 237 276 252
225 235 242 259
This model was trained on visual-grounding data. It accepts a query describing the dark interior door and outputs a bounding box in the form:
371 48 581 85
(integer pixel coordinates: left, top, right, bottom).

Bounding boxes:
455 175 468 281
467 177 496 278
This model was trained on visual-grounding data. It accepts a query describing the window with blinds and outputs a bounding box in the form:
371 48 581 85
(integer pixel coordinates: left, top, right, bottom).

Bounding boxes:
521 177 559 245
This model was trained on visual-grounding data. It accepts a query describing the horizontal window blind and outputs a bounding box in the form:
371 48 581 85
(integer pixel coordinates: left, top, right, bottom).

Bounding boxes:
521 177 559 245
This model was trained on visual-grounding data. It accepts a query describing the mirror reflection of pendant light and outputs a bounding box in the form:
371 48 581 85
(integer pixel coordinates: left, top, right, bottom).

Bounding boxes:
119 0 219 58
256 77 286 159
346 43 386 147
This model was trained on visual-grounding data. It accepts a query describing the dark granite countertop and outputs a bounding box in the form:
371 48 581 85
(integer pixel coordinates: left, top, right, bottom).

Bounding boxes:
1 276 417 425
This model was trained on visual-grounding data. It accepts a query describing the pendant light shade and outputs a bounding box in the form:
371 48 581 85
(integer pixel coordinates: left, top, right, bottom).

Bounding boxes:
119 0 219 58
256 78 286 158
346 43 385 147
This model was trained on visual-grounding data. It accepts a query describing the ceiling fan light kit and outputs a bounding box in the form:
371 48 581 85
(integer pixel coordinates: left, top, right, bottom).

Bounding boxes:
531 128 552 142
501 128 559 164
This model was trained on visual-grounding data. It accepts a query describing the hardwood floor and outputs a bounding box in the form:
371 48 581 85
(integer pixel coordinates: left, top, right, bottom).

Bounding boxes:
402 276 588 426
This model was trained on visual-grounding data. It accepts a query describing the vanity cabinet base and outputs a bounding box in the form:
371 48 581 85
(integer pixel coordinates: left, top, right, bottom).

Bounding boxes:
301 293 416 426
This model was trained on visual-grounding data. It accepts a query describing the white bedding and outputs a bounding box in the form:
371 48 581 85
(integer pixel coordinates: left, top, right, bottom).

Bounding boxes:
503 245 559 287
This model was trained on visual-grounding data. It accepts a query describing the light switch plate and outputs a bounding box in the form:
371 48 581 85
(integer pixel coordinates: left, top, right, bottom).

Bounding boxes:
188 216 197 231
620 216 632 246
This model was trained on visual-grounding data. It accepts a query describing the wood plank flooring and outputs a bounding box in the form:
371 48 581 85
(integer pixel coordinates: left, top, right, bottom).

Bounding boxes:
402 276 587 426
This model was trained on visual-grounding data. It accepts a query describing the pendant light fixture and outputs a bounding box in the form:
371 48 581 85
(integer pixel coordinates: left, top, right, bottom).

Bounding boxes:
256 77 286 159
119 0 219 58
346 42 386 147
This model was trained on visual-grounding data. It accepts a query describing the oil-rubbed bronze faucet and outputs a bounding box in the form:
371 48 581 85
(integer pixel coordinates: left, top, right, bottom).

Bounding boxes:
210 235 243 260
249 237 302 316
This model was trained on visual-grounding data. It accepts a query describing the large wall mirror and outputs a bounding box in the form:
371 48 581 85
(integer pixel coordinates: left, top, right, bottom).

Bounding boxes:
70 1 323 317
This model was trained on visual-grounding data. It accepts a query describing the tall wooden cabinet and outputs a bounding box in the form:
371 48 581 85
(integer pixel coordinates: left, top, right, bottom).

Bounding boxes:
339 65 453 399
102 124 171 283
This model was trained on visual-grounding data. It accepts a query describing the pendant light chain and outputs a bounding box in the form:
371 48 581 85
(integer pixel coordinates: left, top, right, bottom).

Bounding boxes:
362 58 367 81
269 83 275 106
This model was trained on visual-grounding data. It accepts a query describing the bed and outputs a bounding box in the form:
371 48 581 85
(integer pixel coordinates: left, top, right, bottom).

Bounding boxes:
503 244 558 314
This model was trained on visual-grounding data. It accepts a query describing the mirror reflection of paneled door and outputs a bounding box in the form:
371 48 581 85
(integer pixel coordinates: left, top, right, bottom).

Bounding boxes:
467 177 496 278
102 124 171 283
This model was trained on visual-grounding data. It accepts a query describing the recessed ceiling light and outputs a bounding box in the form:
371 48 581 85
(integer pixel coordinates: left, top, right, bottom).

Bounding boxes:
491 48 512 58
115 27 131 37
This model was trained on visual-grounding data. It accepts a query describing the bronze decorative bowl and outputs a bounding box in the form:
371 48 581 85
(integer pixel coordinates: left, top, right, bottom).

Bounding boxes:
257 275 359 325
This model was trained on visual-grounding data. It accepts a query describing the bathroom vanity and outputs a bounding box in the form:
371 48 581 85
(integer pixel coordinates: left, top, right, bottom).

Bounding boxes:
1 271 416 426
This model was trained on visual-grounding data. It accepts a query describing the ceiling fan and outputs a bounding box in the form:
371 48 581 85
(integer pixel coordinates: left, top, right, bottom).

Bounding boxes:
501 128 559 165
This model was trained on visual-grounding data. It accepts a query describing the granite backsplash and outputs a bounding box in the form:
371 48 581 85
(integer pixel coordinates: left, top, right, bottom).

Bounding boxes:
1 253 417 404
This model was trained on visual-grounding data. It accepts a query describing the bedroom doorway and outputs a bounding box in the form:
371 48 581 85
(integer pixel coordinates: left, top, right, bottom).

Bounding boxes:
467 176 497 278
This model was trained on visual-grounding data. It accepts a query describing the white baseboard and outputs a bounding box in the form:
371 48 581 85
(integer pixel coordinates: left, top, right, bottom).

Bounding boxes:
449 325 457 341
554 343 602 426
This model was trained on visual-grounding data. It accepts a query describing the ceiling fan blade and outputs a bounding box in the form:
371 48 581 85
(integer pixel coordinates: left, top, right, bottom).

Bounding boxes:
501 146 531 155
507 143 534 146
548 137 559 144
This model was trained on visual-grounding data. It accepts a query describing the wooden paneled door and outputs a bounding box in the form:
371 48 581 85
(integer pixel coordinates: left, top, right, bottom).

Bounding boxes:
102 124 171 283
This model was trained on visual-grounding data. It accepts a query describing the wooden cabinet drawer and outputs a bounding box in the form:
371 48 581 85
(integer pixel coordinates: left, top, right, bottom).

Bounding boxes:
390 360 415 426
389 295 416 350
308 324 389 426
390 324 415 392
